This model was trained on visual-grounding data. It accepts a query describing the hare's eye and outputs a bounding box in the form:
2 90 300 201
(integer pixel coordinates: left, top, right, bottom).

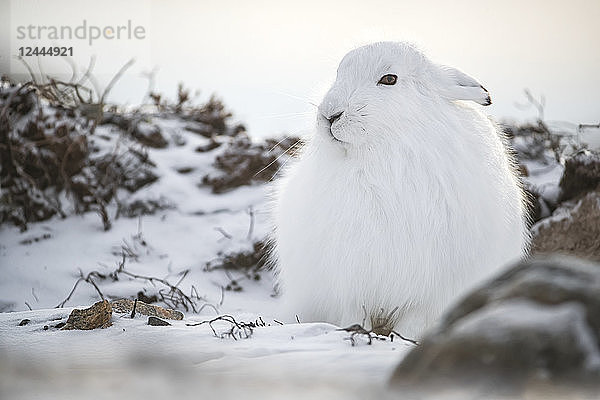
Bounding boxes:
378 74 397 86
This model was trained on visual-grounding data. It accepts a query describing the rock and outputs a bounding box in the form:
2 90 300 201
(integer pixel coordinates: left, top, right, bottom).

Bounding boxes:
147 316 171 326
390 257 600 396
110 299 183 320
559 150 600 203
132 122 168 149
62 300 112 330
531 191 600 261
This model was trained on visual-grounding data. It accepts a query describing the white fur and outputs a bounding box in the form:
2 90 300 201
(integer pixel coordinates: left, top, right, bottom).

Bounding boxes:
271 42 529 338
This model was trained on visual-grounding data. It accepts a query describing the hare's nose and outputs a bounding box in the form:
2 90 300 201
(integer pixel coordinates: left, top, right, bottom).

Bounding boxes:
327 111 344 125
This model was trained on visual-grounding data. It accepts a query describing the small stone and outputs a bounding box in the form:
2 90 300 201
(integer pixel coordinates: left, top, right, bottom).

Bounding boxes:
18 319 30 326
147 316 170 326
111 299 183 320
62 300 112 330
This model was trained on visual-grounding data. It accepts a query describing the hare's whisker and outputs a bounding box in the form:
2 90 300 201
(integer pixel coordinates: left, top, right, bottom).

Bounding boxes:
255 138 302 178
256 111 313 120
269 139 303 182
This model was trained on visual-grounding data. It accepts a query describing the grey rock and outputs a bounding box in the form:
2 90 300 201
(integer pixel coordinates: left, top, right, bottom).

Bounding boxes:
111 299 183 320
147 316 171 326
390 256 600 396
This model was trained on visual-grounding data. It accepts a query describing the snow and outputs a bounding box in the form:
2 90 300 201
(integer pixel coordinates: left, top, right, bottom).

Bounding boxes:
0 116 411 398
521 159 563 203
0 308 409 376
0 301 409 399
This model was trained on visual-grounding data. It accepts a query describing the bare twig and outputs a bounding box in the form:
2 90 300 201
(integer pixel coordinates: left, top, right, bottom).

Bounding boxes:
390 330 419 346
56 249 216 313
56 270 106 308
338 308 419 347
246 206 255 240
214 227 232 240
131 299 138 318
31 288 39 302
578 123 600 131
338 324 373 346
186 315 263 340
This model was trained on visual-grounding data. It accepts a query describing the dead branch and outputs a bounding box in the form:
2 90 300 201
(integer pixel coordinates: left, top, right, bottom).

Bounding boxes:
214 227 232 240
56 249 216 313
246 205 255 240
186 314 265 340
56 270 106 308
337 313 419 347
390 330 419 346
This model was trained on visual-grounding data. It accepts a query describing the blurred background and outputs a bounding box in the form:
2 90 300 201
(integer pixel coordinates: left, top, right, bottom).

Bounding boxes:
2 0 600 138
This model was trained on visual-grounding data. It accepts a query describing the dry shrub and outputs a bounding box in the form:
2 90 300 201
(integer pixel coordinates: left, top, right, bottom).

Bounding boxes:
202 134 301 193
0 78 157 231
189 95 241 136
205 241 270 289
101 112 167 148
151 84 245 138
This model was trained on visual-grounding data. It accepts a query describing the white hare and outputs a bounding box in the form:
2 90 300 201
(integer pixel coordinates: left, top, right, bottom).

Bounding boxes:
271 42 529 338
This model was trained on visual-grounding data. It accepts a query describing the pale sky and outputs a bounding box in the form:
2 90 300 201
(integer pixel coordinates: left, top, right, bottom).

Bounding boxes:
3 0 599 137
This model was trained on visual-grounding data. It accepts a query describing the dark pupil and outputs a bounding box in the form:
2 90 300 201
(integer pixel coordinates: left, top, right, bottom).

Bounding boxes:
386 76 393 83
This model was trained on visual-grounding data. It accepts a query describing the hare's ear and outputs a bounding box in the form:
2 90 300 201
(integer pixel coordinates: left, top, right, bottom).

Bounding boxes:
437 66 491 106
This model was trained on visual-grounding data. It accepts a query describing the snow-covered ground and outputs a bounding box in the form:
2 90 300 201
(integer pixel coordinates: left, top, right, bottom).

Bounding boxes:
1 307 409 399
0 116 415 399
1 101 576 398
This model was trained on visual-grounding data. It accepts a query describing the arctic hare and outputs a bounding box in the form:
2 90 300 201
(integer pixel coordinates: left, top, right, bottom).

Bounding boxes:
272 42 529 337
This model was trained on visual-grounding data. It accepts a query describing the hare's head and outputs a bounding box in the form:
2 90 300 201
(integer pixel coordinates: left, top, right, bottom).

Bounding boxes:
317 42 491 148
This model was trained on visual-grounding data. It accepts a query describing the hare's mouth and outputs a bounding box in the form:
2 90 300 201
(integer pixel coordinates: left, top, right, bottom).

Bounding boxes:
329 130 344 143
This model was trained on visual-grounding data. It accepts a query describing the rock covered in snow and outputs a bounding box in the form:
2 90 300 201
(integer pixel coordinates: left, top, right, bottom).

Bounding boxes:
532 191 600 261
389 256 600 396
559 150 600 203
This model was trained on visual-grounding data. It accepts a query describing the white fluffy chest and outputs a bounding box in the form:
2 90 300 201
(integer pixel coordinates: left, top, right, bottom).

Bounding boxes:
275 153 455 275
